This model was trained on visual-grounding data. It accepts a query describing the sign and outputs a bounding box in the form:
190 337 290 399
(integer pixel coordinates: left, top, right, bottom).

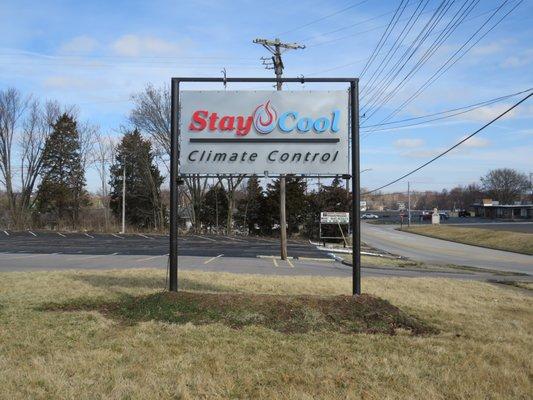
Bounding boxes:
320 212 350 224
432 208 440 225
179 91 349 175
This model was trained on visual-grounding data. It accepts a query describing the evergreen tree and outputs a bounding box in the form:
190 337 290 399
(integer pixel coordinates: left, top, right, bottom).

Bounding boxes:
36 113 88 226
199 185 228 231
237 175 264 234
264 176 307 235
109 130 164 230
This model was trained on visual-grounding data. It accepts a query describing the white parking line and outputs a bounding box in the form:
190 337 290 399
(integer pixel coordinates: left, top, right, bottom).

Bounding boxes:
193 235 217 242
57 232 66 238
204 254 224 264
272 258 279 267
223 236 247 242
137 233 154 239
286 259 294 268
28 231 37 237
65 254 105 261
0 253 42 260
84 233 94 238
111 234 124 239
135 255 164 262
3 230 9 236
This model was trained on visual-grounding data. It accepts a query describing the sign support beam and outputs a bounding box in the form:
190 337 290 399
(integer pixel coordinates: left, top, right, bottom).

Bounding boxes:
350 80 361 295
169 79 179 292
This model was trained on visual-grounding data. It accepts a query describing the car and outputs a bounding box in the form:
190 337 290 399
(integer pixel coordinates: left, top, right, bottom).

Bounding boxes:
361 213 379 219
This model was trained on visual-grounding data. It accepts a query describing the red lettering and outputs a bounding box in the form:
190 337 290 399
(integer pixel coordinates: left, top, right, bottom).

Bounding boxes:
189 110 208 131
236 116 253 136
208 112 219 130
219 116 235 131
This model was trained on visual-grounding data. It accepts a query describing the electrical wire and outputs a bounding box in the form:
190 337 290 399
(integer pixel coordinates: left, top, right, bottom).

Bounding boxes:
360 0 429 98
360 87 533 133
363 90 533 195
362 0 475 116
275 0 371 37
362 88 532 128
359 0 407 79
366 0 522 128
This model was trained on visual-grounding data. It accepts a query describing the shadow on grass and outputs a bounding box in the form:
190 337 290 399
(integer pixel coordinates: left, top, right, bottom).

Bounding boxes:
39 291 438 336
68 274 234 293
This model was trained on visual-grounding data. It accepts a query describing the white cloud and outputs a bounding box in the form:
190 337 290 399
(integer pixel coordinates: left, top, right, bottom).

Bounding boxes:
58 35 98 54
471 42 503 56
458 136 490 148
43 75 95 90
501 49 533 68
111 34 183 57
394 138 425 149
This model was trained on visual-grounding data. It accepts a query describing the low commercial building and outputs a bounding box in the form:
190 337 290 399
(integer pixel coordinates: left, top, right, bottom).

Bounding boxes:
471 199 532 219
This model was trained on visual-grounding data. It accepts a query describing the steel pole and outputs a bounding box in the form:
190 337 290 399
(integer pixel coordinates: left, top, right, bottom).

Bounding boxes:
169 79 179 292
350 81 361 295
121 160 126 234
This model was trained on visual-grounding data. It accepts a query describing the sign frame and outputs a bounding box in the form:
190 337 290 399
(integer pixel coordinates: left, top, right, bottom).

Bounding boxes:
169 77 361 295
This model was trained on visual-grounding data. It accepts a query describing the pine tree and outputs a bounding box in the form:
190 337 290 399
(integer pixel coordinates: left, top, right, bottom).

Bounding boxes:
109 130 164 230
199 185 228 231
36 113 88 226
264 176 307 235
237 175 264 234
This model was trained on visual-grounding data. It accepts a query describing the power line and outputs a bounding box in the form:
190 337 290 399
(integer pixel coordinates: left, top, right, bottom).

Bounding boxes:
362 0 474 116
360 87 533 134
360 0 429 98
275 0 371 37
368 0 522 127
359 0 407 79
362 88 532 128
363 91 533 195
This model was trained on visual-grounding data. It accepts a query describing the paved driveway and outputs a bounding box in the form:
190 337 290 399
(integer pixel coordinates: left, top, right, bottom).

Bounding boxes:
362 223 533 275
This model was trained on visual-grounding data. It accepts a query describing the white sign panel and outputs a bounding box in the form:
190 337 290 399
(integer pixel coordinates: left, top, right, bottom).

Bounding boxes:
179 91 349 175
320 212 350 224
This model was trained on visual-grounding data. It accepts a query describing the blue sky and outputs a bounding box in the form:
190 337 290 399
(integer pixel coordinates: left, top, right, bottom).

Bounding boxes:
1 0 532 193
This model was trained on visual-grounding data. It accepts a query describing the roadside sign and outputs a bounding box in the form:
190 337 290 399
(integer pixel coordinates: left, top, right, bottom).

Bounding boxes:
179 90 349 175
320 211 350 224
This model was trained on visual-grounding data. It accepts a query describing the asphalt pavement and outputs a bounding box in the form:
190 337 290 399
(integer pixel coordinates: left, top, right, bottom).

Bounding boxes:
0 228 531 281
361 222 533 275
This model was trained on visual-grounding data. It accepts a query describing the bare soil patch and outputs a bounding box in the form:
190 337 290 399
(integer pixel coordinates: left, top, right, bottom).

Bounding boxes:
41 291 436 335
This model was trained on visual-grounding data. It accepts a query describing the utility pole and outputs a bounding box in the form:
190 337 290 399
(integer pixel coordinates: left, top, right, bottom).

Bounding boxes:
121 160 126 234
407 181 411 227
253 37 305 260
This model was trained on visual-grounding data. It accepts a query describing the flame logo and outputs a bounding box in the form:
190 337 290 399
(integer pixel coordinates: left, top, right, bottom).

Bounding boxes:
253 100 277 134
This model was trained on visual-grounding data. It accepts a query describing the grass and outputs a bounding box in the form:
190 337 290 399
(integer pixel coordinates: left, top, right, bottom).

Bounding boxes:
402 225 533 255
0 268 532 399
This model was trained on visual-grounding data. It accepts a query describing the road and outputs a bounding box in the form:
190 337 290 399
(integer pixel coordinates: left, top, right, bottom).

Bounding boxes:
0 229 530 281
361 222 533 275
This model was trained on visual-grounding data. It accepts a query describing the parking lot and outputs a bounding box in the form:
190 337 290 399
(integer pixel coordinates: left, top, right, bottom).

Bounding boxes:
0 230 324 258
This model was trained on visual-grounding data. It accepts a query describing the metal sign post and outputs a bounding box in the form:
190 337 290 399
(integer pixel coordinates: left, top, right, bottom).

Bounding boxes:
169 77 360 295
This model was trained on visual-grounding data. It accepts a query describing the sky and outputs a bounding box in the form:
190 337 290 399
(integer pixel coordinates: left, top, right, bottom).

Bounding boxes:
0 0 532 193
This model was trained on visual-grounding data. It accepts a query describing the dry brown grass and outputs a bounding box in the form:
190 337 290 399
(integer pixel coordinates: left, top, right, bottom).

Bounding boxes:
403 225 533 255
0 268 532 399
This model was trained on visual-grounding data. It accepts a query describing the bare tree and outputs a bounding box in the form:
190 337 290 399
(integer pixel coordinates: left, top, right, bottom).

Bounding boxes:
17 100 61 226
217 175 246 234
481 168 529 204
183 174 209 232
78 120 98 172
130 83 220 229
93 133 115 230
130 83 171 155
0 88 29 225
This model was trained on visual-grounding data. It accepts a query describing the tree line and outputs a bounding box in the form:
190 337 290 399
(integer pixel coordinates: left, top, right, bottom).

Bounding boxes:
1 85 530 234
